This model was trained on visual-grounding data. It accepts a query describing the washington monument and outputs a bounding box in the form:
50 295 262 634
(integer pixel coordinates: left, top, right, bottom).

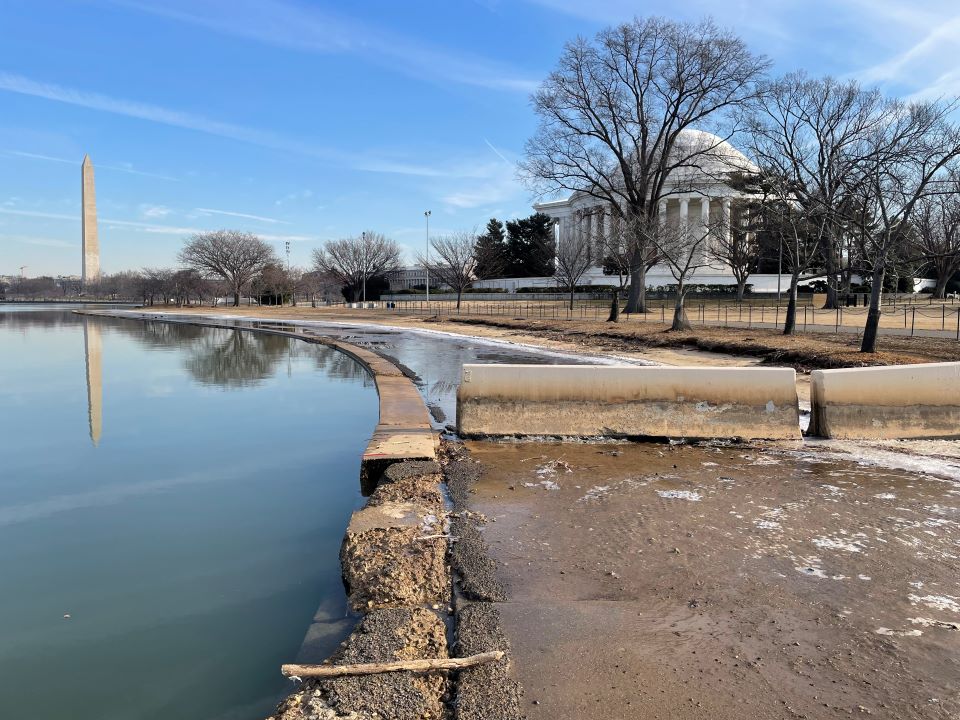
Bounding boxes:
81 154 100 283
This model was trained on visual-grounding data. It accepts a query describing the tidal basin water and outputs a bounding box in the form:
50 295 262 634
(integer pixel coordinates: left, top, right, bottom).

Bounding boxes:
0 306 378 720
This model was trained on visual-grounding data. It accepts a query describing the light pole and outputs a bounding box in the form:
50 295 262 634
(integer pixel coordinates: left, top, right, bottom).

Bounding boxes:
424 210 431 302
361 231 367 304
285 240 291 307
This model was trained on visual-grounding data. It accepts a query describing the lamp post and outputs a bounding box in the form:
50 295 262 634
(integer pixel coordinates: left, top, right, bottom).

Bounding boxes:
777 235 783 302
424 210 431 302
361 231 367 304
285 240 291 307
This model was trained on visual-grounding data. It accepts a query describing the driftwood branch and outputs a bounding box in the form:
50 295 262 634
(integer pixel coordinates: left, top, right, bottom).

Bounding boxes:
281 651 504 679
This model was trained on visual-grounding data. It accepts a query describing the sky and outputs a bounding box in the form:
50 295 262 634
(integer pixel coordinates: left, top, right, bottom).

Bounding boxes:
1 0 959 277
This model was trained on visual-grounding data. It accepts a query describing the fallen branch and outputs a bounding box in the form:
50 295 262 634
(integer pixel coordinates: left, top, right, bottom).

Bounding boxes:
281 650 504 679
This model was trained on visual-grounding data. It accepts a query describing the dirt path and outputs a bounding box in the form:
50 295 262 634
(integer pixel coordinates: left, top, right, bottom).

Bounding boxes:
465 440 960 720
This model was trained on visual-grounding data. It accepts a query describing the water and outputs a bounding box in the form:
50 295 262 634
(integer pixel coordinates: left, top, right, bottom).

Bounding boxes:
0 306 378 720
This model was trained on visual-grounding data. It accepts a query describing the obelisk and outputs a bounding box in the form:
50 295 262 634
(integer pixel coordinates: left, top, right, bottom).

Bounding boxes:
81 155 100 283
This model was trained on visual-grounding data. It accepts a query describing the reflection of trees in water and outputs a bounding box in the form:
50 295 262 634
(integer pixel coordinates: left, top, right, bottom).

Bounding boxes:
182 331 292 387
312 345 372 385
2 307 373 389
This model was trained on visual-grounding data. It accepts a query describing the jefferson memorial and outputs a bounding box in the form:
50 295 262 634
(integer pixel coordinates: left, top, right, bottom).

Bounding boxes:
478 130 790 293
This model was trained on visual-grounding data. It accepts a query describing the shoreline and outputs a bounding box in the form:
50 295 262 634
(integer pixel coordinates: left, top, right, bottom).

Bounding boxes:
76 308 520 719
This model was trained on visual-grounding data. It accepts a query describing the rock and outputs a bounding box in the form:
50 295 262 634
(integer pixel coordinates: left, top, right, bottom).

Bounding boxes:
270 608 449 720
341 502 449 611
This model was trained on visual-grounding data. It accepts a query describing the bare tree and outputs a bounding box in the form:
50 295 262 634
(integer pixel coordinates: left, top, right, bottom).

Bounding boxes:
745 74 886 331
709 200 760 301
913 173 960 298
651 212 715 330
552 217 595 310
312 232 401 302
417 230 500 310
522 16 768 314
179 230 277 307
850 98 960 353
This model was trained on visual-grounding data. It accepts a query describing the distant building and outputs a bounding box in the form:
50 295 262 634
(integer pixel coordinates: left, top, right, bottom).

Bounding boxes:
478 129 792 294
386 266 431 291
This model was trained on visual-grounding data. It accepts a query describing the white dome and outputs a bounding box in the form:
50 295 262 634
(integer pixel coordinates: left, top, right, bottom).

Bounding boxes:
671 129 755 175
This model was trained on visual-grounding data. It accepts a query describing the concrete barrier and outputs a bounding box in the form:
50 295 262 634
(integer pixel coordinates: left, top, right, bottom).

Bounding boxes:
456 364 800 440
809 362 960 439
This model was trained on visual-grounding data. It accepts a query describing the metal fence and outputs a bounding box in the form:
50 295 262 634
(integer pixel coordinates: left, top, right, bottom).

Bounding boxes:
378 298 960 340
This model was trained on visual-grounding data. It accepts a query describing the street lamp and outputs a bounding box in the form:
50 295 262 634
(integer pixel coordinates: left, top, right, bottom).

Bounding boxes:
285 240 291 307
361 231 367 304
424 210 431 302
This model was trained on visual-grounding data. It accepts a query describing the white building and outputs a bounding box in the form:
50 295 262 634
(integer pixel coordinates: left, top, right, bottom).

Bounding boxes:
477 130 791 294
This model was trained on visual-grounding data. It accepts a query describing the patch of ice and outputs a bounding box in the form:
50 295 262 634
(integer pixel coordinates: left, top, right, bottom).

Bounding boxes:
578 485 610 502
874 493 897 500
812 536 864 553
523 480 560 491
858 574 872 581
908 594 960 614
821 484 844 496
755 519 782 530
876 627 923 637
657 490 702 501
909 617 960 630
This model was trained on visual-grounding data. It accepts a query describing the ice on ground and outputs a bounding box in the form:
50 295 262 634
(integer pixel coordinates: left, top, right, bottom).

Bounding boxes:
908 594 960 614
657 490 702 501
812 536 864 553
874 493 897 500
524 480 560 491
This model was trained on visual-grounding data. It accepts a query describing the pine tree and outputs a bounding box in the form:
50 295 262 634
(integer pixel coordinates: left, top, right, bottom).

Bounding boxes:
473 218 506 279
505 212 555 277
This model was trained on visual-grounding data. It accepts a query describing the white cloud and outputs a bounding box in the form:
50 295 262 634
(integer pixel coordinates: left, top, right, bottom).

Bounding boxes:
194 207 290 224
2 148 179 180
0 71 488 179
139 203 172 218
111 0 539 93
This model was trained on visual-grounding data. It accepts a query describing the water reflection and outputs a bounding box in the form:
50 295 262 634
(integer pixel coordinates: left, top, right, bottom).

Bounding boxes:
0 306 379 720
83 319 102 446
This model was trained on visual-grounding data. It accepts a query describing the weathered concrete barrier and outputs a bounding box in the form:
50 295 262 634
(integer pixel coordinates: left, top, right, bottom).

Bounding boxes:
457 364 800 440
809 362 960 439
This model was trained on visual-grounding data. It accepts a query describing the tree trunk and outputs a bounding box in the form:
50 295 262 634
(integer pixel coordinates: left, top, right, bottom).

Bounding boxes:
456 288 463 310
607 290 620 323
822 240 839 309
783 273 799 335
624 263 648 313
233 290 240 307
670 284 691 331
860 266 886 353
736 278 746 302
934 273 949 299
569 287 575 311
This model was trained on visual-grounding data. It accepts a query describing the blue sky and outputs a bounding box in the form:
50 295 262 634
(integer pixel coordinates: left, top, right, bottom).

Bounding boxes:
2 0 958 276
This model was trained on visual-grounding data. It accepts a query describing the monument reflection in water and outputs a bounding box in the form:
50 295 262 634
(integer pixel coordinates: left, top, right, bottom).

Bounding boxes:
0 307 378 720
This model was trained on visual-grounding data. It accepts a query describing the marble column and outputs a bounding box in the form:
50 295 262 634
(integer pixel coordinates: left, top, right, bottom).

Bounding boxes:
679 197 689 237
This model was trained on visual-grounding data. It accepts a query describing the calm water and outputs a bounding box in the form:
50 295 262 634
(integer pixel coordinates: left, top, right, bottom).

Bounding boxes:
0 306 378 720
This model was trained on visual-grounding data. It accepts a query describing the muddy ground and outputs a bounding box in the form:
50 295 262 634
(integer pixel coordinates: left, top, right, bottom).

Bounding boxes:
465 440 960 720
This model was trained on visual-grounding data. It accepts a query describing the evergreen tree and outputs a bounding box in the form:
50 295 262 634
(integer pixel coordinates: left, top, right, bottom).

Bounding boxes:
505 212 555 277
473 218 506 278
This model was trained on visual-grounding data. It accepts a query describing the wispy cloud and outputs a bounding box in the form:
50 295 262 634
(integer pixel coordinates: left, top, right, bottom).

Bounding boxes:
194 207 290 224
2 148 179 181
0 206 318 243
111 0 539 93
139 203 172 218
0 71 480 178
3 234 74 248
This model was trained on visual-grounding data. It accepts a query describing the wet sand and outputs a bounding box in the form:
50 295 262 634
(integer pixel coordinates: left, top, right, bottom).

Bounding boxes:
465 440 960 719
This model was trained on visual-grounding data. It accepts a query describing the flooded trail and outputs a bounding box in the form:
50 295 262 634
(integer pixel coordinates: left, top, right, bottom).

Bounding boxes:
465 440 960 719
